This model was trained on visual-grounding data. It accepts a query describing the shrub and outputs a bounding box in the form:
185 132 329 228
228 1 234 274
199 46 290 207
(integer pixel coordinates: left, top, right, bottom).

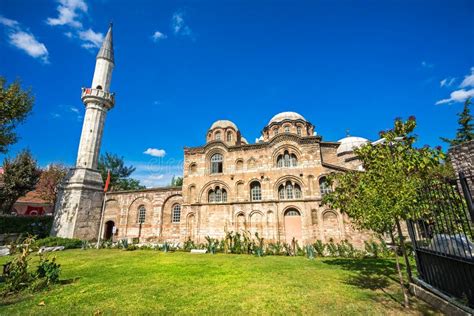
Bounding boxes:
313 240 326 257
35 237 82 249
326 239 339 257
305 245 315 259
36 256 61 285
364 240 380 258
183 238 195 251
2 237 61 296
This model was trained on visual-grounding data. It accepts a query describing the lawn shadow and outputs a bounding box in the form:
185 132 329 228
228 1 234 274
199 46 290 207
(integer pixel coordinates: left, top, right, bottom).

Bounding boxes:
323 258 405 308
0 277 80 307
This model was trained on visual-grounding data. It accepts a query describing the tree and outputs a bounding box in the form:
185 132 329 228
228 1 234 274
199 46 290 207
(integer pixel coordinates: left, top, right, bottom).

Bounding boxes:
97 152 145 191
323 117 445 308
170 176 183 187
36 164 68 206
441 98 474 146
0 77 34 153
0 150 41 214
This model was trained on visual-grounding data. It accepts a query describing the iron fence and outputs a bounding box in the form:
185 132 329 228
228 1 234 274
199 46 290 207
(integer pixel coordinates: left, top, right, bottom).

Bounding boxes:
407 171 474 308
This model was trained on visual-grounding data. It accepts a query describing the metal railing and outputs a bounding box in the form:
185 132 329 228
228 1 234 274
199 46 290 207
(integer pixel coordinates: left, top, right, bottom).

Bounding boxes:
407 171 474 307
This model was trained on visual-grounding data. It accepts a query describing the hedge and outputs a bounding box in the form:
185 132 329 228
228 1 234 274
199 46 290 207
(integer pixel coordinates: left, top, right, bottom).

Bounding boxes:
0 215 53 238
34 236 83 249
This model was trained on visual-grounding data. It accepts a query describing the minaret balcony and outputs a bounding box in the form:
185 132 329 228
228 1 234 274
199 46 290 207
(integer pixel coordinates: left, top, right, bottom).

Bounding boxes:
81 88 115 109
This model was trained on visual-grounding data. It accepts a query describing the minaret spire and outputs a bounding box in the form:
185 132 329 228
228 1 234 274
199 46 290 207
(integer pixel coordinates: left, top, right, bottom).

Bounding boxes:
97 23 114 64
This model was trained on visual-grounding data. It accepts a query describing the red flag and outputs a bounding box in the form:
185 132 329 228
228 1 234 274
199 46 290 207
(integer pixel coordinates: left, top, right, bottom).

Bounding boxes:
104 170 111 192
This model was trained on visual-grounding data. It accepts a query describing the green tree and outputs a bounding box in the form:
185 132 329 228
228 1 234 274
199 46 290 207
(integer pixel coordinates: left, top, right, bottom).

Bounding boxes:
36 164 68 206
170 176 183 187
0 77 34 153
97 152 145 191
0 150 41 214
441 98 474 146
323 117 445 307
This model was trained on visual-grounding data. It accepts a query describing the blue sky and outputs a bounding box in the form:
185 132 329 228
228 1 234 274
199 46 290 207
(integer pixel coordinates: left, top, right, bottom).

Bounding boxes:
0 0 473 187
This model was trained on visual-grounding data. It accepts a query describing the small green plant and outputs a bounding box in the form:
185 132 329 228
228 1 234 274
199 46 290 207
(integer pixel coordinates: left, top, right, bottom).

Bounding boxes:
118 239 129 249
326 239 338 257
364 240 380 258
254 233 264 257
205 236 219 254
183 238 195 251
313 240 326 257
126 244 138 251
305 245 315 260
36 255 61 285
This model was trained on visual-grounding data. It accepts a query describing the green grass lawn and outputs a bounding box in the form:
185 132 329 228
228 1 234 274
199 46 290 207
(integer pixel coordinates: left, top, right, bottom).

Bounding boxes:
0 250 438 315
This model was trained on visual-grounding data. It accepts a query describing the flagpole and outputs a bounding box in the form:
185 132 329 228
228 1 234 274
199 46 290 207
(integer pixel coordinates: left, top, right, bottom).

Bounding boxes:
96 170 110 248
96 191 107 249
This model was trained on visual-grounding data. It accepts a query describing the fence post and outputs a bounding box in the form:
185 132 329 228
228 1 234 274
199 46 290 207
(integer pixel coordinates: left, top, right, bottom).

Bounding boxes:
459 171 474 221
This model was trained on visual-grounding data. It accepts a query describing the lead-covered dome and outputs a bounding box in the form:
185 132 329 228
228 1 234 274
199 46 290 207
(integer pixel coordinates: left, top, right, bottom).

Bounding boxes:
337 137 369 155
268 112 306 125
209 120 238 131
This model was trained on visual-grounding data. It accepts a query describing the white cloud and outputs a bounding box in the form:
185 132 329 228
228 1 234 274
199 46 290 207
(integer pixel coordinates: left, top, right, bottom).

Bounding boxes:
143 148 166 157
152 31 167 42
0 16 19 28
172 11 192 36
70 106 80 113
436 67 474 104
78 28 104 48
9 31 49 63
440 77 456 87
460 67 474 88
46 0 88 28
421 60 434 68
436 88 474 105
0 16 49 63
131 160 183 188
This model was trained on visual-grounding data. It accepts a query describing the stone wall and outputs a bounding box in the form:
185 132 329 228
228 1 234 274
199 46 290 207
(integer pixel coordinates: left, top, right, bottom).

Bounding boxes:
448 140 474 175
448 140 474 195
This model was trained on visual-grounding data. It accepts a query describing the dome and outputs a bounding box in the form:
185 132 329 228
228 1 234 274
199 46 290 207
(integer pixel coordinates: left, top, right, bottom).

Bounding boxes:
240 137 248 144
337 137 369 155
268 111 306 125
210 120 238 131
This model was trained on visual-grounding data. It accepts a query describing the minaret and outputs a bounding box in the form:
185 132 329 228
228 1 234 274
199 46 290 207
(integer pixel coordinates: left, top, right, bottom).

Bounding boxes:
52 24 115 240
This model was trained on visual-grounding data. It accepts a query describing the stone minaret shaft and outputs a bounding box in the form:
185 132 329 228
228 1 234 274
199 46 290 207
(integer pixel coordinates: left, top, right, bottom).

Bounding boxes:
76 24 115 170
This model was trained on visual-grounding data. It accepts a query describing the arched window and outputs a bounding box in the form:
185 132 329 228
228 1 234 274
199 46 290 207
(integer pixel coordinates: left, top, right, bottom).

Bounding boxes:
319 177 332 195
284 125 290 133
250 181 262 201
297 126 302 136
172 204 181 223
215 131 221 140
274 128 279 136
208 187 227 203
138 206 146 224
285 209 300 216
211 153 223 174
277 151 297 168
189 163 197 174
226 131 232 142
278 182 302 200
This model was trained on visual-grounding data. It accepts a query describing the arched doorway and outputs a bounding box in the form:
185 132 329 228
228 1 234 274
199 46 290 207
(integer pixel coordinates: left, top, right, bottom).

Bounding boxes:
104 220 115 240
284 208 302 242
